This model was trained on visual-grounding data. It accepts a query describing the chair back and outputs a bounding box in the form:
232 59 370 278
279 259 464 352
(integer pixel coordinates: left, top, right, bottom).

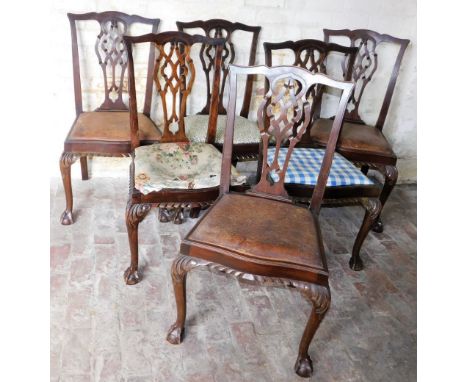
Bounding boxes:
177 19 261 117
220 65 354 214
324 29 409 130
68 12 160 115
264 39 358 139
124 32 225 149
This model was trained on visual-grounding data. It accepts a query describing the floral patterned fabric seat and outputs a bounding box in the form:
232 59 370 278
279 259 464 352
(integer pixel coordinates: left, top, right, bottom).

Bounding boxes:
184 115 260 144
134 142 247 195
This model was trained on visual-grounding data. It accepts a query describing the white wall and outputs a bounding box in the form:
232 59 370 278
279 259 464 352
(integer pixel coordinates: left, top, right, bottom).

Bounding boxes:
50 0 416 182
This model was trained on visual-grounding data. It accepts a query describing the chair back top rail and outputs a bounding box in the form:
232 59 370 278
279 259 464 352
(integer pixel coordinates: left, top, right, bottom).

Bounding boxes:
324 28 409 130
221 65 354 214
124 32 225 149
177 19 261 118
68 11 160 115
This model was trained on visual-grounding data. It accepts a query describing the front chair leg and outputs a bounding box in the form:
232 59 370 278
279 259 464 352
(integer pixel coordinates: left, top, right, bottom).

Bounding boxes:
373 164 398 233
167 255 202 344
59 152 78 225
124 202 151 285
350 198 382 271
295 284 331 378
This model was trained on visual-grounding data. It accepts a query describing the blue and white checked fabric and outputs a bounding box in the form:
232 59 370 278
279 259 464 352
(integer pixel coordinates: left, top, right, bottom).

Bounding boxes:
266 147 374 187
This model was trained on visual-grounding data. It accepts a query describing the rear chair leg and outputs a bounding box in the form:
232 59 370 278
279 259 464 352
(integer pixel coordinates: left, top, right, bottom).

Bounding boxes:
59 152 78 225
80 156 89 180
350 198 382 271
124 202 151 285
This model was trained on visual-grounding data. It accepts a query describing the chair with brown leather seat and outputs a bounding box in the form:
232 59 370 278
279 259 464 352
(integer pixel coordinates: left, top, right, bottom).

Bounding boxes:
166 64 354 378
176 19 261 161
264 38 382 271
310 29 410 232
59 12 160 225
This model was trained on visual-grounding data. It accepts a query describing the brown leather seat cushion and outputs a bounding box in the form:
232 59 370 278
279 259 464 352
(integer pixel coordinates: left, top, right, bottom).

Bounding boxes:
184 193 327 281
68 111 161 142
310 118 395 159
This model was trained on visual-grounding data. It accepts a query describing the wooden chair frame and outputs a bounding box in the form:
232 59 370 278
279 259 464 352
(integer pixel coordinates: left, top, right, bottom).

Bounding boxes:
176 19 261 160
166 64 354 378
123 31 226 285
264 38 382 270
60 11 160 225
320 29 410 232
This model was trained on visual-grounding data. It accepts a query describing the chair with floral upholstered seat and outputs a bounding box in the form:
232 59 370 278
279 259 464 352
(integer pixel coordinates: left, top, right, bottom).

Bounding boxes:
122 31 247 285
59 12 160 225
176 19 261 161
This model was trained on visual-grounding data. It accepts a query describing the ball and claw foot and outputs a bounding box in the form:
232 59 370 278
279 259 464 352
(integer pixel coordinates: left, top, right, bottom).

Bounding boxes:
371 217 384 233
124 267 140 285
158 208 173 223
60 210 73 225
294 355 313 378
166 324 184 345
349 255 364 271
173 208 185 225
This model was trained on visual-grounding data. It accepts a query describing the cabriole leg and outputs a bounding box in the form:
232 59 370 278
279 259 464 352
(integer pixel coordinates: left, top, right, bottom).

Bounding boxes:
373 164 398 233
59 152 78 225
124 202 151 285
167 256 201 344
295 284 331 378
350 198 382 271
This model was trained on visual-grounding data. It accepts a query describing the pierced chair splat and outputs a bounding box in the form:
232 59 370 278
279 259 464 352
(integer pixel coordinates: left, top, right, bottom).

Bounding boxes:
166 64 354 378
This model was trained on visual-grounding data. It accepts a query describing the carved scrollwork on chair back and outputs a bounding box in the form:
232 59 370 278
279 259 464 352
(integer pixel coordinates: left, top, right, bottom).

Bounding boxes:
68 12 160 115
153 40 196 141
177 20 261 118
221 65 354 213
94 17 129 111
324 29 410 129
253 73 311 198
124 32 225 148
264 39 358 137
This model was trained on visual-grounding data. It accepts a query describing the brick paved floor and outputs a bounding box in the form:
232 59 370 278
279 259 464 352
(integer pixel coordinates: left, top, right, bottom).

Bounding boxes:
51 176 416 382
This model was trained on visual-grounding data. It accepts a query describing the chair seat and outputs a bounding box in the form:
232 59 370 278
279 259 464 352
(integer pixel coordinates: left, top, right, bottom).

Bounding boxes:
134 142 246 195
182 193 328 284
310 118 396 161
267 147 374 187
67 111 161 143
184 114 260 144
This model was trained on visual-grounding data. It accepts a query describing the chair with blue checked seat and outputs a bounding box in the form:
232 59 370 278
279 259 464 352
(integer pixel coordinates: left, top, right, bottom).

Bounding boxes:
263 38 382 270
261 144 382 271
